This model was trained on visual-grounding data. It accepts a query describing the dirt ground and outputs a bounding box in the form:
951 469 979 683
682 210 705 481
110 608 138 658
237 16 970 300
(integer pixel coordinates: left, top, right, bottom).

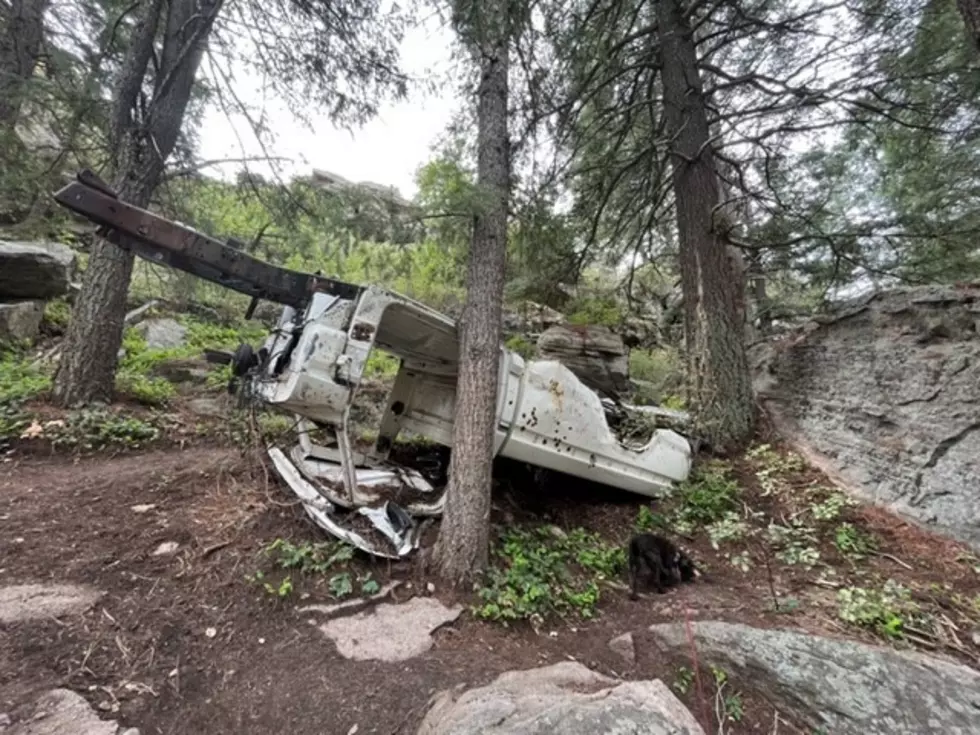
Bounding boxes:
1 420 979 734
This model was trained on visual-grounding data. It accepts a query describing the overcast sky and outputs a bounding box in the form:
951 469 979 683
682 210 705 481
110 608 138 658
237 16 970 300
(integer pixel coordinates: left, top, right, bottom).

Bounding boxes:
197 13 459 200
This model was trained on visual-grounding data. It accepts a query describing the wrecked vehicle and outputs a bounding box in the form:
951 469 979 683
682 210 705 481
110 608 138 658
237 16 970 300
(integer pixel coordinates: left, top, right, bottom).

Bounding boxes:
53 170 693 558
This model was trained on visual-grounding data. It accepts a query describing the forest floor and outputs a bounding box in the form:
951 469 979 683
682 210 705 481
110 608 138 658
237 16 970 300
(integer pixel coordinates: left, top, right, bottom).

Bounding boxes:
1 393 979 735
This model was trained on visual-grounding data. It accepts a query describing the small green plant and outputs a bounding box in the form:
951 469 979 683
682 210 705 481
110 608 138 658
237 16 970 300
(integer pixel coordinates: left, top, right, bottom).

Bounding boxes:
505 334 536 360
710 666 744 723
474 525 626 623
748 443 806 495
673 665 694 695
837 580 927 639
768 521 820 568
246 570 294 598
0 351 51 404
706 511 750 549
360 574 381 595
811 492 856 522
116 371 176 406
47 408 160 450
674 462 739 528
729 550 753 572
364 349 400 379
834 523 878 559
635 505 669 533
329 572 354 598
264 538 354 574
42 298 71 331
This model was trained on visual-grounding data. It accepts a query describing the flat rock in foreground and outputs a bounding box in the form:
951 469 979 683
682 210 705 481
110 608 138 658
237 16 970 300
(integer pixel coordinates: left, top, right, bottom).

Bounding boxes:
315 596 462 662
646 621 980 735
6 688 122 735
416 661 704 735
0 584 102 624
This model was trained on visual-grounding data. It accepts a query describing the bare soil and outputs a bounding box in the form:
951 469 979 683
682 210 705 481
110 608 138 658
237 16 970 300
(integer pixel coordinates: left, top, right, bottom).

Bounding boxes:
1 407 978 735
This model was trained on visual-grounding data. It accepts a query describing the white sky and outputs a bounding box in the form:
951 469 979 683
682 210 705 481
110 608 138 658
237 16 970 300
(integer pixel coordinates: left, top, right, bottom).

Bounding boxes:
197 14 460 200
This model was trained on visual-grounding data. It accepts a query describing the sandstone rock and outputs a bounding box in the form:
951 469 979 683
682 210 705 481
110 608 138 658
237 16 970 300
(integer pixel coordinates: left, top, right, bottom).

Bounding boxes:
7 689 116 735
416 661 704 735
135 318 186 350
0 241 76 300
0 301 44 341
0 584 102 624
647 621 980 735
537 324 629 398
751 283 980 550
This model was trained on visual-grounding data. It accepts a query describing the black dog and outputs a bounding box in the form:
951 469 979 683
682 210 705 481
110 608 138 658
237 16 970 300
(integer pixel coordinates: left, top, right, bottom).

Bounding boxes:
628 533 698 600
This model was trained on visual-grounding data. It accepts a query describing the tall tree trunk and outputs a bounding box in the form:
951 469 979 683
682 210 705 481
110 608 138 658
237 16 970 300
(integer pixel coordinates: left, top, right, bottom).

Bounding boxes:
656 0 754 452
0 0 50 129
53 0 221 406
433 12 510 584
958 0 980 53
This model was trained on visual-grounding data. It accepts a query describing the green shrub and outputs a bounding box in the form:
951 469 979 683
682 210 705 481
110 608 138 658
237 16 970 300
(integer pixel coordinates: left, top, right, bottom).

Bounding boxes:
475 526 626 623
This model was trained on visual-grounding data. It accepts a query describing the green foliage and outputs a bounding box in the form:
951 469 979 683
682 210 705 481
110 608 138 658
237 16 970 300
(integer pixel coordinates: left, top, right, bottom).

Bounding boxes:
247 570 294 599
672 666 694 695
504 334 536 360
635 505 668 533
767 521 820 568
837 580 927 640
707 511 750 549
45 408 160 450
628 347 684 406
263 538 355 574
329 572 354 599
116 372 176 406
0 350 50 404
43 299 71 332
673 462 740 530
834 523 878 559
364 349 400 379
475 526 626 623
811 492 857 522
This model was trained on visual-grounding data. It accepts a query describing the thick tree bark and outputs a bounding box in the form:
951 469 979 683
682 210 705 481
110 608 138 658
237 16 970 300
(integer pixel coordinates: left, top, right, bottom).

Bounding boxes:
656 0 754 452
53 0 222 406
958 0 980 53
433 22 510 583
0 0 50 129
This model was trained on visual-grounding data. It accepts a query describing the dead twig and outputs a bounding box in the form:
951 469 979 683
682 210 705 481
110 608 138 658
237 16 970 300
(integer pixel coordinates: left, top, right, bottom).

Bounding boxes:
872 551 913 570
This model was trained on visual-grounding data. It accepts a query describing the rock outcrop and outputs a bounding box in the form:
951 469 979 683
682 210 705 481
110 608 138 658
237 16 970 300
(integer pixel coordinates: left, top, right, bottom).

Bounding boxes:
536 324 629 398
751 284 980 550
416 661 704 735
0 241 76 342
642 621 980 735
0 241 76 301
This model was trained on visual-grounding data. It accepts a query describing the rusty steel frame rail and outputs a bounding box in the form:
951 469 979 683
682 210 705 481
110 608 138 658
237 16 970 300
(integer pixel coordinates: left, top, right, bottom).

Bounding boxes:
53 170 362 309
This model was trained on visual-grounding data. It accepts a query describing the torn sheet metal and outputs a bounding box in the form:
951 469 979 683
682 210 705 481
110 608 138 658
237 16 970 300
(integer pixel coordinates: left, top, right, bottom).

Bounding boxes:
288 446 445 516
269 447 427 559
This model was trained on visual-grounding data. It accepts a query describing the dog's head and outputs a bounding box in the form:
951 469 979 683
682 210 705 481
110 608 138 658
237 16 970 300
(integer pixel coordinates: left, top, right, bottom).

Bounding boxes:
677 554 698 582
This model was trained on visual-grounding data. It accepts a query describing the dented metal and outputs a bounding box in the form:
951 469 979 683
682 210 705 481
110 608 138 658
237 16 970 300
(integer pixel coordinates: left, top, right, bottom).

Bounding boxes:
54 170 694 558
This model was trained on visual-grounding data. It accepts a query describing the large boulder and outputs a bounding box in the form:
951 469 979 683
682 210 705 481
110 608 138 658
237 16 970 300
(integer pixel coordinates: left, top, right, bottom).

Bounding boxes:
0 241 76 300
416 661 704 735
643 621 980 735
502 300 565 336
536 324 629 398
751 284 980 550
0 300 44 342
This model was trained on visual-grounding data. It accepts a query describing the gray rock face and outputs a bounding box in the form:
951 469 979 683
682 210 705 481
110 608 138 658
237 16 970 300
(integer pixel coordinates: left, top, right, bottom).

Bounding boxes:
647 621 980 735
751 284 980 550
417 661 704 735
135 318 187 350
0 301 44 341
0 241 76 300
537 324 629 398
